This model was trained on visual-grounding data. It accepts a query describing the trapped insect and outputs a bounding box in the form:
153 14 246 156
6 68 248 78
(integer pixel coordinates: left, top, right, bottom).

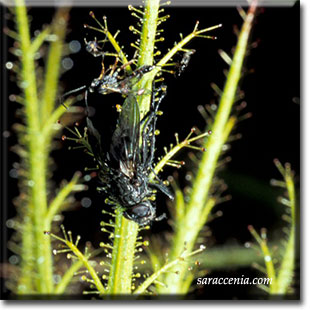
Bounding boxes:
82 84 173 225
84 37 105 57
61 38 154 106
176 49 196 77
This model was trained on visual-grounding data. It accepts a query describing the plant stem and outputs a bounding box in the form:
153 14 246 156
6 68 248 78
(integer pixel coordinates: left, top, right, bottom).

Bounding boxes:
45 172 80 226
47 232 106 294
54 260 84 294
107 209 139 294
15 0 53 293
133 247 205 296
107 0 160 295
41 8 70 123
273 161 296 294
15 0 69 294
248 225 278 293
136 0 160 115
17 216 35 293
160 1 258 294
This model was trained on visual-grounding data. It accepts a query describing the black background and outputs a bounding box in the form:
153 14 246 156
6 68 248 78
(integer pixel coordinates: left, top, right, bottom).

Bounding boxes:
3 2 300 299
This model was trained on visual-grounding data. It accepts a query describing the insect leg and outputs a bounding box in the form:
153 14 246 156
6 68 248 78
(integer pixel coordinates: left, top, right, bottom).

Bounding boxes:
119 59 135 72
155 212 167 222
143 84 167 168
114 59 135 80
110 57 119 76
149 166 174 200
118 65 155 94
141 84 163 165
133 65 155 78
98 56 106 79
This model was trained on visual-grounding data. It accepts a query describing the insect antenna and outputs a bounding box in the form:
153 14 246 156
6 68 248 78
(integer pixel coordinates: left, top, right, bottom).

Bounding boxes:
60 85 87 109
84 89 90 115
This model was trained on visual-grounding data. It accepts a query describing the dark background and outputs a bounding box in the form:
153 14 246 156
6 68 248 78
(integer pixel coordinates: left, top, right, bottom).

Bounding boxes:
3 2 300 299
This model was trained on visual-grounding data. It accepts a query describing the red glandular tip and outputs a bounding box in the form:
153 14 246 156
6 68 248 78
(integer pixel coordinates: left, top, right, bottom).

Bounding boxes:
90 172 97 178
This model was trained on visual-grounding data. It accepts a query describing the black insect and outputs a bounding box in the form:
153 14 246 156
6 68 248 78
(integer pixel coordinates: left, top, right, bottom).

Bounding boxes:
85 84 173 225
176 49 196 77
89 58 154 96
61 39 155 106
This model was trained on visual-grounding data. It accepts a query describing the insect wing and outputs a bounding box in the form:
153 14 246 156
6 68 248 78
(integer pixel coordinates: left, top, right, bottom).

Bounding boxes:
86 117 105 165
110 95 140 176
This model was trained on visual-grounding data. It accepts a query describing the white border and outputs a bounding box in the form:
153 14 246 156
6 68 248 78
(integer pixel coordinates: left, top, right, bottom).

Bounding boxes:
0 0 298 7
1 0 305 308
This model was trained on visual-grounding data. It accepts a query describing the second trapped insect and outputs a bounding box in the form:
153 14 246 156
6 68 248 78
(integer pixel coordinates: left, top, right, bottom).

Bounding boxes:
84 84 173 225
176 49 196 77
